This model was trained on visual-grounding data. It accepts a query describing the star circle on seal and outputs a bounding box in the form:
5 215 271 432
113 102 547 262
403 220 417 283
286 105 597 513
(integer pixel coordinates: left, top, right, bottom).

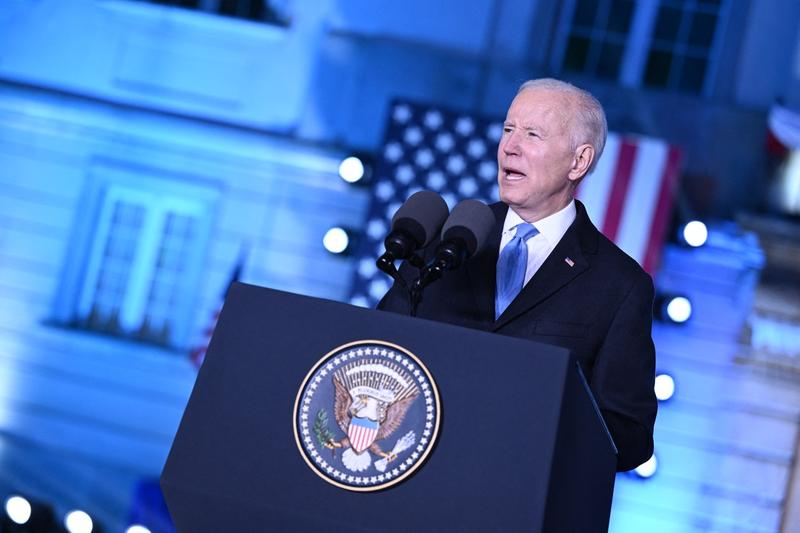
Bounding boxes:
293 340 441 492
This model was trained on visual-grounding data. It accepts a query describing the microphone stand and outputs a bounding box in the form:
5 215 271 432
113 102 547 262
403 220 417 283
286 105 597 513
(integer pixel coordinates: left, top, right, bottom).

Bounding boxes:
376 252 427 316
409 240 466 317
376 252 426 289
376 253 406 288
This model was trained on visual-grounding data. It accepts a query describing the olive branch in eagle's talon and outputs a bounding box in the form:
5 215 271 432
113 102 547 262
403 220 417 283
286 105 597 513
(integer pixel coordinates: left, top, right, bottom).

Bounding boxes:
313 409 338 458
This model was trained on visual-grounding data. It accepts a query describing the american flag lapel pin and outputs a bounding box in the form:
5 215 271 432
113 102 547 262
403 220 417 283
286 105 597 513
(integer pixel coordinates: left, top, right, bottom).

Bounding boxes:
564 257 575 267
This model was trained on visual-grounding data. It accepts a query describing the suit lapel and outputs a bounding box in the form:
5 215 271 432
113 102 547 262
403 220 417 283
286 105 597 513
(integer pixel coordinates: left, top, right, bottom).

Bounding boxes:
492 201 597 331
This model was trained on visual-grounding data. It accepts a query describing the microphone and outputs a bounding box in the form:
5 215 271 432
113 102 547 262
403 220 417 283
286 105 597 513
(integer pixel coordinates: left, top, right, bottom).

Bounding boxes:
412 199 495 295
376 191 449 285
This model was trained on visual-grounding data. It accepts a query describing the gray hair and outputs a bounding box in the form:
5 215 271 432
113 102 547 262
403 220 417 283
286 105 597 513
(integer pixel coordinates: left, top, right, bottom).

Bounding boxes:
518 78 607 175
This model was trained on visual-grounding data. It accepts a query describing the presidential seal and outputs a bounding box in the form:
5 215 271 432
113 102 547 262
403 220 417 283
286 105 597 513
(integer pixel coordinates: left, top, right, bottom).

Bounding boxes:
293 340 441 492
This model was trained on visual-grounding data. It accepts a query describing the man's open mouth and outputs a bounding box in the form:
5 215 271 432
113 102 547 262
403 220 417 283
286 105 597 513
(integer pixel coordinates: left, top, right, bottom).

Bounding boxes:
503 167 526 180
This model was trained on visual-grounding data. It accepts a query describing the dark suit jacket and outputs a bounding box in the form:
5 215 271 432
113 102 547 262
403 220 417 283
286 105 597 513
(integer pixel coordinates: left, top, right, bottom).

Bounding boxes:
377 200 657 471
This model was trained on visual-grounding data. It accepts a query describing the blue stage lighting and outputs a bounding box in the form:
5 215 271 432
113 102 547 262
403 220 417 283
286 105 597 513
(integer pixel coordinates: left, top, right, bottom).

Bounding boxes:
64 509 94 533
338 156 366 183
666 296 692 323
655 293 692 324
323 227 350 254
4 495 31 525
3 495 58 530
654 373 675 401
681 220 708 247
633 454 658 479
126 525 152 533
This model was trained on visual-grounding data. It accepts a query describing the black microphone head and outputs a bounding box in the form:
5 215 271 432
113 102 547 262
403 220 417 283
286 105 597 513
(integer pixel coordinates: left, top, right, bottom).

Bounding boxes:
391 190 449 247
440 199 495 258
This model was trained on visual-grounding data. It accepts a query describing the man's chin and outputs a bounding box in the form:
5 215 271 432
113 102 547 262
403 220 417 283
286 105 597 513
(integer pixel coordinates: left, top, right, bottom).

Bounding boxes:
498 190 521 208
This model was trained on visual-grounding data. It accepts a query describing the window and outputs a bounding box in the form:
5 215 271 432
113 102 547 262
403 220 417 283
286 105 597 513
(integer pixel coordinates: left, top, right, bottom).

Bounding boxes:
643 0 722 92
556 0 728 95
53 162 218 348
562 0 636 81
137 0 290 25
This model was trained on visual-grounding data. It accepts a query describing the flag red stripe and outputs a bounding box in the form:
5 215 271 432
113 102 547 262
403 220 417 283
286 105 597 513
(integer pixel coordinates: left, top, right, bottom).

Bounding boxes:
643 146 682 273
601 140 638 240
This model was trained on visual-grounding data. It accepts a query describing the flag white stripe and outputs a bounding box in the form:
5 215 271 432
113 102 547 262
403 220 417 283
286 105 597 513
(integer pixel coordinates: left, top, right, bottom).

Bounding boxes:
615 138 668 264
577 133 621 228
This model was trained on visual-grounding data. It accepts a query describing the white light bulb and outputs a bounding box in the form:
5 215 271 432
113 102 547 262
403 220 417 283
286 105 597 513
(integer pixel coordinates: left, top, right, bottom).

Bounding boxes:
5 496 31 525
654 374 675 401
323 227 350 254
126 525 152 533
683 221 708 247
64 509 93 533
666 296 692 323
338 157 365 183
634 454 658 478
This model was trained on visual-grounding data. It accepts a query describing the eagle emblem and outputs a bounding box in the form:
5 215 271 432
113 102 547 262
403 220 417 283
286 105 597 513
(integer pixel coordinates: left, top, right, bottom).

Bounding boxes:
325 361 419 472
294 341 440 491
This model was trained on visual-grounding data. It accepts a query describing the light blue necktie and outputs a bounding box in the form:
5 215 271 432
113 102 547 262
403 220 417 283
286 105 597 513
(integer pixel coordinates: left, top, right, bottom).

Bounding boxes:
496 223 539 319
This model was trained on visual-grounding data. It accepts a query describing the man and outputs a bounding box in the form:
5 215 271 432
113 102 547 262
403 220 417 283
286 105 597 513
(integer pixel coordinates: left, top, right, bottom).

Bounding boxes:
378 78 657 472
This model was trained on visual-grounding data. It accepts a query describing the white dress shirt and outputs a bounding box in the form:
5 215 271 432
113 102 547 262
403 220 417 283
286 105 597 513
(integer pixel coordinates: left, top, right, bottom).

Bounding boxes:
499 200 577 287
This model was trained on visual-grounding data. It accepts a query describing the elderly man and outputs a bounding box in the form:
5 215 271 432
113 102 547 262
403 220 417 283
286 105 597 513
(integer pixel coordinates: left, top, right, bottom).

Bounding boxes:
378 78 657 471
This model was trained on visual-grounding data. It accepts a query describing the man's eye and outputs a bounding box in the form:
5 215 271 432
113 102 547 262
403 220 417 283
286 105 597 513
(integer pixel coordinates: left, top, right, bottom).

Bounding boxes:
503 127 513 134
527 131 539 138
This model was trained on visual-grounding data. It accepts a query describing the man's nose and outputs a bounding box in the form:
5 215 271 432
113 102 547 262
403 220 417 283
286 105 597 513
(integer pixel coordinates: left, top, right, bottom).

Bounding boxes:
502 132 521 155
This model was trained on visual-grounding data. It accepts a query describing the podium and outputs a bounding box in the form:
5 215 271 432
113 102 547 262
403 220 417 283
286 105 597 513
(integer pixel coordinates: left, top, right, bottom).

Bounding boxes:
161 283 617 532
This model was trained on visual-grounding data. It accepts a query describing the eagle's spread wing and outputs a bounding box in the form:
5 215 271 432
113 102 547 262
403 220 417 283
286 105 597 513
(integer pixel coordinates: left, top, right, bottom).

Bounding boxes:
377 392 418 440
332 376 352 433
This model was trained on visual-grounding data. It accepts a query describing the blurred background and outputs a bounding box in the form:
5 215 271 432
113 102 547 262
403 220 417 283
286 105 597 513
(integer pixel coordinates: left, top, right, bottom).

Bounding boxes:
0 0 799 531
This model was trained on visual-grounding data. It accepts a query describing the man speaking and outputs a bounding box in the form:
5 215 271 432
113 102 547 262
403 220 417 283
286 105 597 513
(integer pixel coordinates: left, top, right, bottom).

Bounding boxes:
378 78 657 472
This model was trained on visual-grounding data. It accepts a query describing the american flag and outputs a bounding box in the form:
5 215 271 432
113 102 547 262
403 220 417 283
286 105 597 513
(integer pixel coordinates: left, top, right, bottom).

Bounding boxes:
348 100 682 308
576 136 682 273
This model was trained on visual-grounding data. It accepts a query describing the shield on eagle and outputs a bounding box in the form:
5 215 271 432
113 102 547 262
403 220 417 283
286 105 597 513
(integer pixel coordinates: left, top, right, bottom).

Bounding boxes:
347 416 379 453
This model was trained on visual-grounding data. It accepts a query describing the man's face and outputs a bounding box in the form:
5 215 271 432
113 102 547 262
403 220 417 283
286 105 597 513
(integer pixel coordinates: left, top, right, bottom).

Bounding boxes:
497 87 581 221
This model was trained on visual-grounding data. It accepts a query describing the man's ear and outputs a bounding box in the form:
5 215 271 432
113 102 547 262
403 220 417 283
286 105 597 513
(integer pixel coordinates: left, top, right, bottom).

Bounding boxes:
568 144 594 182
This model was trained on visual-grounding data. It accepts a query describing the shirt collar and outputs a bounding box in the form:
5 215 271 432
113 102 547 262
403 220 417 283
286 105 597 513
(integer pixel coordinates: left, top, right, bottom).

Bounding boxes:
503 200 577 245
